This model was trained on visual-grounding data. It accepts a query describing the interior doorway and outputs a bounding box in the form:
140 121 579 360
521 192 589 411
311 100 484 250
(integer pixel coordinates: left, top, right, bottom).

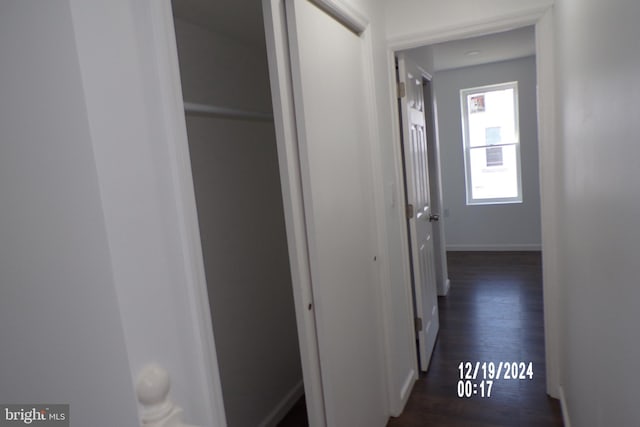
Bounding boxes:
389 18 559 420
399 27 542 255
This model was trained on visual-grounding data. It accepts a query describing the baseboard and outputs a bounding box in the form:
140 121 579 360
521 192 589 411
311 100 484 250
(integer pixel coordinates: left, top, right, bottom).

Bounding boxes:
558 385 572 427
388 368 417 417
258 380 305 427
438 278 450 296
446 244 542 251
400 369 416 402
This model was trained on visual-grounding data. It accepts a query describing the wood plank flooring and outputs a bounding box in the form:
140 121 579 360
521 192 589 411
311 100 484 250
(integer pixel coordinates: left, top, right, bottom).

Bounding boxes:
387 251 563 427
279 251 563 426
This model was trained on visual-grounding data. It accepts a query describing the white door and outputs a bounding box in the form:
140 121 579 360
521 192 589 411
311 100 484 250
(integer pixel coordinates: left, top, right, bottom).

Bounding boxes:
398 54 440 372
285 0 387 425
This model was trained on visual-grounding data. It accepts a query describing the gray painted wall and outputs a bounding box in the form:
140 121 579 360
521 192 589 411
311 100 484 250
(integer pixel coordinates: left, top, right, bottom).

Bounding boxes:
173 18 302 427
433 56 542 250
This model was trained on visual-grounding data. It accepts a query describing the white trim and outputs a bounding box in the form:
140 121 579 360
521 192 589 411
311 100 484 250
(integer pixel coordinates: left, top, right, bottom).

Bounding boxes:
257 381 305 427
309 0 368 34
415 66 433 82
535 7 561 399
558 386 572 427
399 370 417 403
262 1 328 426
439 279 450 297
387 3 552 50
146 1 228 425
385 3 560 404
358 12 396 420
446 244 542 251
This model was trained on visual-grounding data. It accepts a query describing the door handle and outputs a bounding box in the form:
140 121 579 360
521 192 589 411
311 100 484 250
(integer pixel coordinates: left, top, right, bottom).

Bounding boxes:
429 214 440 222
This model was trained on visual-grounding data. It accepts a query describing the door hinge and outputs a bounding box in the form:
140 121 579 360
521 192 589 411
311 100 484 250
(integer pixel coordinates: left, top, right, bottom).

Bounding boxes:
414 317 423 332
397 81 406 98
406 204 414 219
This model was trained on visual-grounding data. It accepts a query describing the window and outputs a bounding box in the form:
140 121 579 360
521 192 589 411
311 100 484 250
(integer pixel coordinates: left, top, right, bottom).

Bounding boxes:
460 82 522 205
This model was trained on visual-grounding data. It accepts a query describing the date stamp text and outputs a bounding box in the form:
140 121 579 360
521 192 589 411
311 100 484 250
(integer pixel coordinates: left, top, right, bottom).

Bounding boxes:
457 361 534 398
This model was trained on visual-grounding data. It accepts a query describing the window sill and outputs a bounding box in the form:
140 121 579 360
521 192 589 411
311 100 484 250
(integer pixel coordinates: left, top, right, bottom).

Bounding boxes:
466 199 523 206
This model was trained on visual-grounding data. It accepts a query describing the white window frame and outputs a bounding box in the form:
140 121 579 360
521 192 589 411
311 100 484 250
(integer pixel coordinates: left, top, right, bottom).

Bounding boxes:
460 81 523 205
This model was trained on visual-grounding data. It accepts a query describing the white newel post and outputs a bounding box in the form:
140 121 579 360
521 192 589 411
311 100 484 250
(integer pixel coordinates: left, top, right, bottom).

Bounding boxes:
136 364 200 427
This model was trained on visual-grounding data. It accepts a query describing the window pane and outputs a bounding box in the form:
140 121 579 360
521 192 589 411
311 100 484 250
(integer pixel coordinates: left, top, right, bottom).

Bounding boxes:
469 145 518 200
485 146 503 166
467 88 516 147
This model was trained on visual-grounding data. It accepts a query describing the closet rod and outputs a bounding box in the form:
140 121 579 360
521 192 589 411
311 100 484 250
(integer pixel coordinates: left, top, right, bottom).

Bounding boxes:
184 102 273 122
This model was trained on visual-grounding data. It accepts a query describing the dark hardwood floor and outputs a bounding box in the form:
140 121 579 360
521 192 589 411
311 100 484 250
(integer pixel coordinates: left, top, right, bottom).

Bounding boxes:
387 251 563 427
279 251 563 426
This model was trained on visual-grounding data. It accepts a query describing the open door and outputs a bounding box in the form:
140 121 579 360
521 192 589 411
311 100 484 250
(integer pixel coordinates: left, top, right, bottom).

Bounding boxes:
398 54 440 372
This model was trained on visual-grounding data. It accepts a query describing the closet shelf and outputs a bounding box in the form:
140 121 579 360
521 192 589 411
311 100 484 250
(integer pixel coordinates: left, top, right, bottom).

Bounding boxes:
184 102 273 122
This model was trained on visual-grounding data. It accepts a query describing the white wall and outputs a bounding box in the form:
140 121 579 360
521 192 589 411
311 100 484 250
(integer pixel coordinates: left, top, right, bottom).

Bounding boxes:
359 0 421 415
554 0 640 425
433 56 542 250
173 18 302 427
0 2 139 425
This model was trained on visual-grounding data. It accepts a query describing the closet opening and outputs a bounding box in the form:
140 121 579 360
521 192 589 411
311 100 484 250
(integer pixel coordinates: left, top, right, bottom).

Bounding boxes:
170 1 307 426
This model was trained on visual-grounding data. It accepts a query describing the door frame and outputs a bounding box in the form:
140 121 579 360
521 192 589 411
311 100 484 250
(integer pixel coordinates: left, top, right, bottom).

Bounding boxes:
263 0 392 425
384 5 561 399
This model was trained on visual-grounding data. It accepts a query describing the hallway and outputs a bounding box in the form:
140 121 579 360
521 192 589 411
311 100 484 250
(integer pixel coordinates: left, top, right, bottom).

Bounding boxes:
387 251 563 426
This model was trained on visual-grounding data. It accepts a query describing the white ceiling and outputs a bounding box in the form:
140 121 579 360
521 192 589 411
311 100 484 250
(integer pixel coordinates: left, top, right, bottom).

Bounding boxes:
412 26 536 72
171 0 266 48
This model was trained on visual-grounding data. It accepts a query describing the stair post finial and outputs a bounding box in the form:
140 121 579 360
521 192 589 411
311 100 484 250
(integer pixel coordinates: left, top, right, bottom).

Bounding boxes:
136 363 174 424
135 363 198 427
